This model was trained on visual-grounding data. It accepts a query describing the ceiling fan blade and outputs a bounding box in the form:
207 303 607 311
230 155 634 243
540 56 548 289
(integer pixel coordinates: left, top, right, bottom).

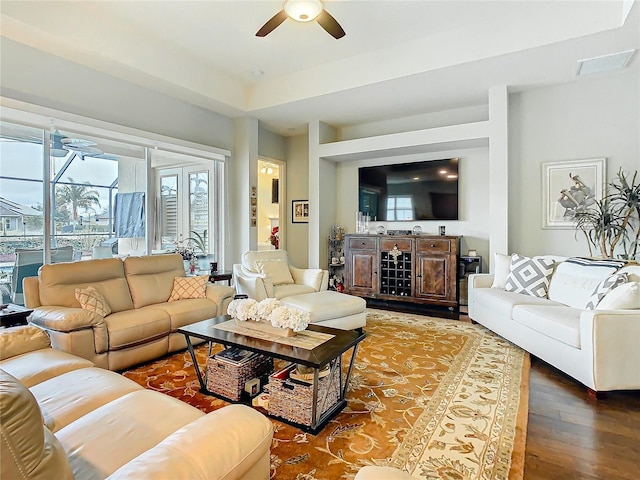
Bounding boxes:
256 10 288 37
316 10 345 39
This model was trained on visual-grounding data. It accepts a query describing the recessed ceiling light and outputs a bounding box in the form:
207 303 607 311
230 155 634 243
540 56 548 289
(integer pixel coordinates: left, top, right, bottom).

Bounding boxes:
413 176 420 180
576 49 636 76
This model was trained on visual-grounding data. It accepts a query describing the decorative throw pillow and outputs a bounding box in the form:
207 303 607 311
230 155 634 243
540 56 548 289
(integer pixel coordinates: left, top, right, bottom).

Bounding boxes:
254 260 294 285
595 281 640 310
491 253 512 289
169 275 208 301
504 254 555 298
75 286 111 317
584 273 628 310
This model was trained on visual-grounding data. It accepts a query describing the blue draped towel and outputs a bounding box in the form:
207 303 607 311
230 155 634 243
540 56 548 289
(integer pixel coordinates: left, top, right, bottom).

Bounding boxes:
114 192 145 238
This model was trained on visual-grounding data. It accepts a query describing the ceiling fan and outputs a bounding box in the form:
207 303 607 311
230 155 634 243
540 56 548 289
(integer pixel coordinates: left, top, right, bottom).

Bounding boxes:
50 130 116 159
256 0 345 39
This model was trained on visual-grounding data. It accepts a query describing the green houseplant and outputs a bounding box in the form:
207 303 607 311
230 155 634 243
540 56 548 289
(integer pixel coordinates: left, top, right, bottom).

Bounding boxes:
574 168 639 260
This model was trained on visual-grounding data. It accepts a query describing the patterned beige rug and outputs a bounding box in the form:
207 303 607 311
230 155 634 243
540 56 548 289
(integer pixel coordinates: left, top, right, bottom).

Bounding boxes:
123 309 529 480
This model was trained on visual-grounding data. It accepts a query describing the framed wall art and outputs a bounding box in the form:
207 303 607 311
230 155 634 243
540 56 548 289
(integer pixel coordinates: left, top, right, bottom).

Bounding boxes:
292 200 309 223
541 158 606 229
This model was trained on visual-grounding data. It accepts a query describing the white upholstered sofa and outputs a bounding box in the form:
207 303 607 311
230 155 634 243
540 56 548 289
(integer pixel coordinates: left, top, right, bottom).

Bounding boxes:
0 325 273 480
23 253 235 371
469 255 640 392
233 250 328 301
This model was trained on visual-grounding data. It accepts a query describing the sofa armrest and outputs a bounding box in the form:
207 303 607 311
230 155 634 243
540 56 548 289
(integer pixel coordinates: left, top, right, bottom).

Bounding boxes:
290 267 328 291
0 325 51 360
581 309 640 390
233 264 271 300
23 277 42 308
106 404 273 480
469 273 494 289
29 307 104 333
205 284 236 314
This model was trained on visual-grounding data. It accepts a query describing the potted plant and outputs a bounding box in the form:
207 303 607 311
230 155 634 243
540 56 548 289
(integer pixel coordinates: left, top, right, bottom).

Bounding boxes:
187 230 215 271
574 168 639 260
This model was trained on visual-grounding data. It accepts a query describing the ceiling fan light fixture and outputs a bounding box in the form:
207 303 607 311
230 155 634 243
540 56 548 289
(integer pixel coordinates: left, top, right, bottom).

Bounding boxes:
284 0 323 22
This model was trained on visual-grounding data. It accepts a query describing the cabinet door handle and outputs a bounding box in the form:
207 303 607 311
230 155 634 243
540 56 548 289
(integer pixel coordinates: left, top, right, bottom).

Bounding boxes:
430 244 436 248
360 242 365 245
416 274 422 278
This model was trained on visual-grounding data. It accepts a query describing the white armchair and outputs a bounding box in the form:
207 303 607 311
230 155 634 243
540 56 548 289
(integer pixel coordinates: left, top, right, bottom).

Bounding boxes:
233 250 328 301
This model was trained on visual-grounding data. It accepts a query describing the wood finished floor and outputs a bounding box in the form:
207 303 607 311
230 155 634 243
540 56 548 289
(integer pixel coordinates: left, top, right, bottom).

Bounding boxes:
459 311 640 479
524 358 640 480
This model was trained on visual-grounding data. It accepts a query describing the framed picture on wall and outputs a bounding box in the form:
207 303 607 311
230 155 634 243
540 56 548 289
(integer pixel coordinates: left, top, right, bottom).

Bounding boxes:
292 200 309 223
541 158 606 229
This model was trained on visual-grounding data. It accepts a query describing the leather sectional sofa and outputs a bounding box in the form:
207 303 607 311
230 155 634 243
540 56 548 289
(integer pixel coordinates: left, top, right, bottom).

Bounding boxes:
23 253 235 371
0 325 273 480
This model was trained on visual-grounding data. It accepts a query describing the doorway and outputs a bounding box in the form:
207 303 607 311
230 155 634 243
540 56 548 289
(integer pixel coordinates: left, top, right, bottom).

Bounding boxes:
257 159 285 251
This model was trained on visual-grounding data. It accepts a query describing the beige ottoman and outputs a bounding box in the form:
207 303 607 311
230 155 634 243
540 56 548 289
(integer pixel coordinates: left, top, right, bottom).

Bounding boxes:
280 290 366 330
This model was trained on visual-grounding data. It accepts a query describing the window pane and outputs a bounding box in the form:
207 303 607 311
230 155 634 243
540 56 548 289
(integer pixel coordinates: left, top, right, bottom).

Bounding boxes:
0 122 45 304
160 175 178 250
189 171 208 254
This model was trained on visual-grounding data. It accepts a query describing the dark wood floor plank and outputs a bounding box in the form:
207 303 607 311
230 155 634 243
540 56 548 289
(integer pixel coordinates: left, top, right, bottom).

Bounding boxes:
524 358 640 480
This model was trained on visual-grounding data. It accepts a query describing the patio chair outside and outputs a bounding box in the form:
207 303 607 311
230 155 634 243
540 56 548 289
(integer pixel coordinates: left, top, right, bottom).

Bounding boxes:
10 246 74 305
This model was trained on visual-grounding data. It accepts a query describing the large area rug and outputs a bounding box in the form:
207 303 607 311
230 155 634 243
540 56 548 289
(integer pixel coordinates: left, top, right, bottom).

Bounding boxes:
123 310 529 480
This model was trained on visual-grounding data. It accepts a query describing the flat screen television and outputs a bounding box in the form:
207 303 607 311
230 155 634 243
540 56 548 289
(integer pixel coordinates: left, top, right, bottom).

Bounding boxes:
358 158 459 221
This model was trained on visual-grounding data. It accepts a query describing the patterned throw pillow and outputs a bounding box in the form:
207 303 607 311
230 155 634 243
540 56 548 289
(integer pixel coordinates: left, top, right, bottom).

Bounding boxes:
504 254 555 298
169 276 208 301
75 286 111 317
584 272 628 310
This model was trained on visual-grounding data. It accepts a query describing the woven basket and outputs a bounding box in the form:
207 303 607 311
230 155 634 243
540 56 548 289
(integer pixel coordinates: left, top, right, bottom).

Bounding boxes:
206 353 273 401
267 363 340 426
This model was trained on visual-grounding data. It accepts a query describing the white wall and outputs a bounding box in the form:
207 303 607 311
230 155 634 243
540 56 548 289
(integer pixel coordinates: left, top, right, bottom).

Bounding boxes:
508 70 639 257
335 148 491 270
0 38 234 150
258 123 287 161
285 134 310 267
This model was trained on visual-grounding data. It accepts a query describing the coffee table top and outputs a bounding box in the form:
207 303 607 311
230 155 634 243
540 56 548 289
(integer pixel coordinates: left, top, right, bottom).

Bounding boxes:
178 315 365 369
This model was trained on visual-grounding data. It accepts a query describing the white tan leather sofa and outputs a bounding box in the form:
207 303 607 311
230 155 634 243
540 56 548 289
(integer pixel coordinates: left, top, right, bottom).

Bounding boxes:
233 250 329 301
0 325 273 480
23 253 235 371
469 255 640 392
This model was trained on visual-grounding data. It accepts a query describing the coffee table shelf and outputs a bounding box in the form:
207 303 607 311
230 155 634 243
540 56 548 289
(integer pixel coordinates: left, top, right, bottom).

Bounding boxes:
178 315 365 434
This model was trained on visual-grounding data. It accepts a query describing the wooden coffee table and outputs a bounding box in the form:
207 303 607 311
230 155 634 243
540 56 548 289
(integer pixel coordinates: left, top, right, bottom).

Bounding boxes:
178 316 365 434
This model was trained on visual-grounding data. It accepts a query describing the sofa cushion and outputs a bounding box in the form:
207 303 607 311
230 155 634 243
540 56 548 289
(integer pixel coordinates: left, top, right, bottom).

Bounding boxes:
242 250 289 272
39 258 134 313
596 281 640 310
585 273 628 310
512 304 582 348
124 254 185 309
155 299 219 331
105 308 170 350
548 257 626 308
273 283 317 299
280 291 366 323
504 254 555 298
470 287 564 319
0 349 94 388
75 286 112 317
255 259 294 285
0 370 74 480
31 367 141 433
55 390 203 480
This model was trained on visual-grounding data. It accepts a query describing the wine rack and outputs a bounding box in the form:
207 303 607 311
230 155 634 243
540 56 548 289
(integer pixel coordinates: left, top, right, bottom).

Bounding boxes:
379 251 412 297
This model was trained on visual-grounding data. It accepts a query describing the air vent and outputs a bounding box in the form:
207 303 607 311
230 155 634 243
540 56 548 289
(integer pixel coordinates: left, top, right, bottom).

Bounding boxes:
576 49 636 76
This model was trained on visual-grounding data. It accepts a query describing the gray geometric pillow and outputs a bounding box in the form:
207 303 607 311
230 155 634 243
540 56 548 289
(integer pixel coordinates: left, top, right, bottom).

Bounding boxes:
504 254 555 298
584 272 628 310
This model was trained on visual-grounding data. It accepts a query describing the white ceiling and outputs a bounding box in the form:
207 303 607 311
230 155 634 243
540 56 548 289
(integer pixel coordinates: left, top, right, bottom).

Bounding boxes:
1 1 638 135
